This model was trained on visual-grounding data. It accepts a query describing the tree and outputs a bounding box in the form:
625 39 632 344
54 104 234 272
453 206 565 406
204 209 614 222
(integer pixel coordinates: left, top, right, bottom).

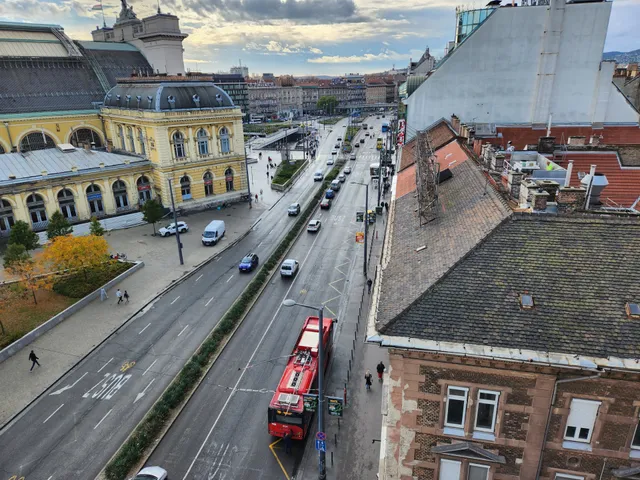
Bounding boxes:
8 220 39 251
47 211 73 240
317 96 338 115
90 216 106 236
42 234 109 280
3 243 30 270
141 199 164 235
5 255 52 305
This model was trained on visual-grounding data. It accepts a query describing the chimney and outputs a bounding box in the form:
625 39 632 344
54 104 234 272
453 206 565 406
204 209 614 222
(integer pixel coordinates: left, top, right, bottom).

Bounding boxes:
71 165 78 172
537 136 556 154
567 136 586 146
41 170 48 176
564 160 574 187
557 186 586 213
532 190 549 212
583 164 597 209
535 180 560 202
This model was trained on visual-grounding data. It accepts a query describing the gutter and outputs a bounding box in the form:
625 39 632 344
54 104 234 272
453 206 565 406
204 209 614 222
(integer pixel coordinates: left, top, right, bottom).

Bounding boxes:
3 122 15 152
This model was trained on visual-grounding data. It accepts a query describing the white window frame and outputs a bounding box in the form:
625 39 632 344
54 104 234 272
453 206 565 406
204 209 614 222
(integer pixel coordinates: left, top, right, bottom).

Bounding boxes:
444 386 469 428
632 420 640 450
555 474 585 480
439 458 461 480
474 390 500 433
564 398 601 443
468 463 490 480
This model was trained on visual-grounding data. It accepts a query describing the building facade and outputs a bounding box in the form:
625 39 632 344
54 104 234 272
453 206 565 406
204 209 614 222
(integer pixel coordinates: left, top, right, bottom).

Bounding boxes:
247 83 280 118
209 74 249 123
230 65 249 77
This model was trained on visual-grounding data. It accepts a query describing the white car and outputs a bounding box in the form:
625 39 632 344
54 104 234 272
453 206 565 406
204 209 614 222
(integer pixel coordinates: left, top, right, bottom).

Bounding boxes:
132 466 167 480
338 173 346 182
159 221 189 237
327 158 335 165
344 166 352 174
280 259 300 277
307 219 322 232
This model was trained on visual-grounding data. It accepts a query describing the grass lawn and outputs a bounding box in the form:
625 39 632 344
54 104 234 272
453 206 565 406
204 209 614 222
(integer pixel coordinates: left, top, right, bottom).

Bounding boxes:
272 159 306 185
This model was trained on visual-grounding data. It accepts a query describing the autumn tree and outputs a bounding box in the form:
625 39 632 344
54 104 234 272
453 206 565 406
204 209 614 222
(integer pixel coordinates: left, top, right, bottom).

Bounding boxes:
47 211 73 240
5 255 52 305
141 198 164 235
3 243 30 270
8 220 39 251
90 216 106 236
42 234 109 280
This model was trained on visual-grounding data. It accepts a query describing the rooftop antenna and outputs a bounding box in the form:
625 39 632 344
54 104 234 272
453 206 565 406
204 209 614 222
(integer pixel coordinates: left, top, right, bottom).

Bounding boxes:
157 0 161 14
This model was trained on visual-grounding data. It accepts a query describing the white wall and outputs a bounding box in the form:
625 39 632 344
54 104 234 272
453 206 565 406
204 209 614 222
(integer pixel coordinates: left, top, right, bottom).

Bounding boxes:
142 39 185 75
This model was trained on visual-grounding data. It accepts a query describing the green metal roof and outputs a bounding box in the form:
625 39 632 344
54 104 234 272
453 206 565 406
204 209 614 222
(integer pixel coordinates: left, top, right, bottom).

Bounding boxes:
0 110 98 120
78 41 140 52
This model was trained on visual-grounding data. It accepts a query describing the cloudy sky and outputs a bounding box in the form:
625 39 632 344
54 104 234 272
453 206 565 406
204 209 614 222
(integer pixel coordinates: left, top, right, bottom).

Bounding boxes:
1 0 638 76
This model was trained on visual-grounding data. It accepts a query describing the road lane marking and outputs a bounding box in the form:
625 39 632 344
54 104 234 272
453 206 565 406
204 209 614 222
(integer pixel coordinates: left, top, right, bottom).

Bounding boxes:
177 325 189 337
205 297 215 307
139 323 151 335
212 443 230 478
215 257 222 262
257 241 264 248
325 306 337 317
196 274 203 282
181 225 323 480
143 359 157 376
94 409 112 430
49 372 88 396
171 296 181 305
97 357 113 373
134 378 156 404
226 275 234 283
268 438 291 480
268 229 274 235
43 404 64 424
322 295 341 305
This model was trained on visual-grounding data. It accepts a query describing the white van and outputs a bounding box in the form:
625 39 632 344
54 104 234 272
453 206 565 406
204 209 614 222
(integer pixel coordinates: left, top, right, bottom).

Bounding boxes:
330 179 341 191
202 220 225 246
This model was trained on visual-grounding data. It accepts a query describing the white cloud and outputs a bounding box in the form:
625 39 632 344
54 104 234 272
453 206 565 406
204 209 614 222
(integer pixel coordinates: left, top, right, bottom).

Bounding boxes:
308 49 409 64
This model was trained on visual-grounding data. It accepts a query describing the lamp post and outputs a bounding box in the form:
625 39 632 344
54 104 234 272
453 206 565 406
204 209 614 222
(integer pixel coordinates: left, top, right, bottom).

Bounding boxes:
167 178 184 265
282 299 326 480
244 144 252 209
351 181 369 276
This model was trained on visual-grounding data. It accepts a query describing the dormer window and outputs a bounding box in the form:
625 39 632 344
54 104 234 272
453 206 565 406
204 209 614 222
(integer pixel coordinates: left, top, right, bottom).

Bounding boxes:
627 303 640 319
125 94 131 107
520 294 534 309
136 95 142 108
147 95 153 109
192 94 201 108
167 95 176 109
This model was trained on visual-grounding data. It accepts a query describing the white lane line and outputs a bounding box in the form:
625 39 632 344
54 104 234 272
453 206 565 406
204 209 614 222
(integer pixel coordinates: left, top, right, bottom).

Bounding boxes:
177 325 189 337
94 408 112 430
138 323 151 335
215 257 222 262
47 477 53 480
196 274 203 282
268 229 274 235
143 359 158 376
205 297 215 307
257 241 264 248
171 296 181 305
182 224 323 480
97 357 113 373
43 404 64 424
226 275 234 283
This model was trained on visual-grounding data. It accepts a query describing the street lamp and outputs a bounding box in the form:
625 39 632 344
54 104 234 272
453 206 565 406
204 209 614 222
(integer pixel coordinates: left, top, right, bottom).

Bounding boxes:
351 181 369 277
167 178 184 265
282 299 327 480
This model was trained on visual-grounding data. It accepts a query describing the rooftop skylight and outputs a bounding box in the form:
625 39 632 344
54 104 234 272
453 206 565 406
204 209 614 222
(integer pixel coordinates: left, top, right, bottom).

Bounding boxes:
520 294 534 309
626 303 640 319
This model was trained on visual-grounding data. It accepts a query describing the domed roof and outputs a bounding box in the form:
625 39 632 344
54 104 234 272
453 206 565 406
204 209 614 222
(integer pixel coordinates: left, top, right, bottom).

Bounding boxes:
103 80 234 111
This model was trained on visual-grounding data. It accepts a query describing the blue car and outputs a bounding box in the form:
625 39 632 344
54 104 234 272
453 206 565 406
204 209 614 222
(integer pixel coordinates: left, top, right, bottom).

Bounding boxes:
325 189 335 199
239 253 259 272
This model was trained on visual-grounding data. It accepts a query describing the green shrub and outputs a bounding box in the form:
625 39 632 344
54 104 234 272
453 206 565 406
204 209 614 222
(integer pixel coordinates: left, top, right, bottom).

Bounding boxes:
53 262 132 298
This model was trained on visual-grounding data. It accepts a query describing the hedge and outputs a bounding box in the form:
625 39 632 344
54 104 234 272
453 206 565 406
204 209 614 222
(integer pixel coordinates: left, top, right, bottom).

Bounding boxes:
53 261 133 298
104 164 344 480
272 159 306 186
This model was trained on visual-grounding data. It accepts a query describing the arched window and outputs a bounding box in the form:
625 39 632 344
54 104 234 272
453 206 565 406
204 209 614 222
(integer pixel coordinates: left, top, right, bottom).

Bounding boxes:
57 188 77 219
173 131 186 159
112 180 129 210
197 129 209 156
26 193 47 228
0 198 15 235
0 144 6 154
70 128 103 148
138 128 146 156
20 132 55 152
220 127 230 154
86 184 104 216
203 171 214 197
118 125 126 149
137 176 152 203
180 175 191 200
225 167 234 192
127 127 136 154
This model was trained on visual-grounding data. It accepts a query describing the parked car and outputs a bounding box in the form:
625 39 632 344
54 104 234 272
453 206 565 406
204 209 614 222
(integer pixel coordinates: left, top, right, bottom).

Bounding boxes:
344 166 352 174
307 219 322 232
288 203 301 216
354 143 360 148
314 171 324 181
350 154 356 161
327 158 334 165
334 143 340 149
201 220 225 246
360 138 365 144
159 221 188 237
337 137 342 141
239 253 259 272
280 259 299 277
132 466 167 480
325 189 335 199
338 173 346 182
320 198 332 209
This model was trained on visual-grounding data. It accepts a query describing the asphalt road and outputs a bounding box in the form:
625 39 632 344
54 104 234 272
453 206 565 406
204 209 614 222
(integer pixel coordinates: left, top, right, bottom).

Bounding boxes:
146 115 388 480
0 120 352 480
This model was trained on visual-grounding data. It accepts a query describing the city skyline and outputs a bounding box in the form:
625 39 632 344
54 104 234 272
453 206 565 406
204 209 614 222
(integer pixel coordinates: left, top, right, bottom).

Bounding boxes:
0 0 638 76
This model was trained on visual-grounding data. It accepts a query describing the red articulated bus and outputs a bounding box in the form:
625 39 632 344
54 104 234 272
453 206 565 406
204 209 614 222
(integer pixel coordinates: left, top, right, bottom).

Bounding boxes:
268 316 334 440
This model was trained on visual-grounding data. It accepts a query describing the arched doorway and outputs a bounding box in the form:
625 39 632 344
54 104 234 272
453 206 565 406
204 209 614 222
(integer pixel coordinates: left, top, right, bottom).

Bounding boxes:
137 176 152 204
20 132 55 152
203 171 214 197
57 188 77 219
70 128 103 148
180 175 191 200
26 193 48 229
86 184 104 216
112 180 129 210
0 198 15 236
225 168 234 192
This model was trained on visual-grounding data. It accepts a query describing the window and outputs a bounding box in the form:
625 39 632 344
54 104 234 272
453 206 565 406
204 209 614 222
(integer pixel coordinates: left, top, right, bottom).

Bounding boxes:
555 475 585 480
220 127 230 154
0 199 15 234
439 459 461 480
197 129 209 156
26 193 47 226
138 128 146 156
112 180 129 209
468 464 489 480
71 128 102 148
627 303 640 319
203 171 214 196
520 294 534 309
118 125 126 149
20 132 55 152
86 184 104 215
475 390 499 432
632 421 640 449
173 131 186 158
564 398 600 443
57 188 77 219
224 167 234 192
127 127 136 153
137 176 152 203
180 175 191 200
445 386 468 428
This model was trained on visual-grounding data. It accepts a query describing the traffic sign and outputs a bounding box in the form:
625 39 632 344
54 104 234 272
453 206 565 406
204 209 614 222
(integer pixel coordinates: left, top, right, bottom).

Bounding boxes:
315 439 326 452
316 431 326 441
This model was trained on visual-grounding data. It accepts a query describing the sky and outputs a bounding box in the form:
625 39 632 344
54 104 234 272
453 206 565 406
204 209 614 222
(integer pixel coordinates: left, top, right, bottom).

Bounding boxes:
0 0 638 76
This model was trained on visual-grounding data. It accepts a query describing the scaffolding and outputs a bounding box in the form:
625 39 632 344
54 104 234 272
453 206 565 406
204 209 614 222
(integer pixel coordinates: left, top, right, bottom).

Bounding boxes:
414 130 440 225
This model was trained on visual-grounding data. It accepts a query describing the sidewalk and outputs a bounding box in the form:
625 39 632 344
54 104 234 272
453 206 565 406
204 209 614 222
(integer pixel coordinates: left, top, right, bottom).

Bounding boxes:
0 167 281 429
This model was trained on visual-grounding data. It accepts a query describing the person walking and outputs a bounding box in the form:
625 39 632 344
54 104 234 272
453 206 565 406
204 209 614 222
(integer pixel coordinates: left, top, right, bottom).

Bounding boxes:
365 370 373 391
124 290 130 304
283 430 292 454
260 188 263 197
29 350 40 371
100 287 108 302
376 361 385 382
367 278 373 294
255 193 259 203
116 289 123 305
259 152 262 160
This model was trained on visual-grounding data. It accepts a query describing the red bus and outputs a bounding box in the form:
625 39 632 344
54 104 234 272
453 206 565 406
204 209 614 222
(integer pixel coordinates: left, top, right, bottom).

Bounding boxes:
268 316 334 440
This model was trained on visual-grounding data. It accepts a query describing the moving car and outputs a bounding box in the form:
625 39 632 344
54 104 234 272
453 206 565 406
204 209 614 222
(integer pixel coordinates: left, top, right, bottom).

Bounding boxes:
337 137 342 141
360 138 365 144
159 221 188 237
239 253 259 272
327 158 335 165
344 166 352 174
307 219 322 232
354 143 360 148
132 466 168 480
320 198 332 209
365 132 370 137
314 171 324 181
330 179 341 191
334 143 340 149
338 173 346 183
202 220 225 246
288 203 301 216
349 154 356 161
280 259 299 277
325 189 335 199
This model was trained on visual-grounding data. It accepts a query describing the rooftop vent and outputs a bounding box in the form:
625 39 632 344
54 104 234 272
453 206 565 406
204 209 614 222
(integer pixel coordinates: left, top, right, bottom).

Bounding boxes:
8 173 16 179
626 303 640 319
192 94 201 108
57 143 76 153
520 294 534 309
580 172 608 206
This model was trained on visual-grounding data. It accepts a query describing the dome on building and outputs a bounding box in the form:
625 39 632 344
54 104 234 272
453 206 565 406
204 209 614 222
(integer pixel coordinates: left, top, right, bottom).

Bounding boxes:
103 79 234 111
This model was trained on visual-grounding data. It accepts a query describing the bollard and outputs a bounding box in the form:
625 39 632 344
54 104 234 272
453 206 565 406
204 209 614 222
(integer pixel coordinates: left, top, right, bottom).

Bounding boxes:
354 331 357 341
351 349 354 360
347 369 350 381
353 339 355 351
331 451 334 466
335 433 337 446
349 359 352 371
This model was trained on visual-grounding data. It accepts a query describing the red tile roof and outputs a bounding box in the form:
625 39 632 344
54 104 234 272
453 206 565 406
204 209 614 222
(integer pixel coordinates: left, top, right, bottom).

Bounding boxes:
395 164 416 199
494 126 640 150
398 119 458 171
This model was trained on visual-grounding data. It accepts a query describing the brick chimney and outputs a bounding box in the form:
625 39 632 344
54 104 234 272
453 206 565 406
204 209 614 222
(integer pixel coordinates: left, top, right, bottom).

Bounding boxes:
450 114 460 134
537 136 556 154
532 190 549 211
567 136 586 146
535 180 560 202
557 186 586 213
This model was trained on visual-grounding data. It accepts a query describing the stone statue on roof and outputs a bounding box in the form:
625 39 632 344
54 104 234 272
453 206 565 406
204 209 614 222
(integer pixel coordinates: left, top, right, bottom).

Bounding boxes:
117 0 138 22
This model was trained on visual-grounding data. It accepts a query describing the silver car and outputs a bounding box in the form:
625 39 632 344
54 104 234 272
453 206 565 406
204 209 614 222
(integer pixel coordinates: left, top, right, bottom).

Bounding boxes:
280 259 299 277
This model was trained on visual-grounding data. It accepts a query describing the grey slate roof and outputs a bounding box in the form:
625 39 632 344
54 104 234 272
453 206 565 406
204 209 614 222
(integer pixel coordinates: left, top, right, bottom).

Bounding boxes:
381 213 640 360
0 147 148 185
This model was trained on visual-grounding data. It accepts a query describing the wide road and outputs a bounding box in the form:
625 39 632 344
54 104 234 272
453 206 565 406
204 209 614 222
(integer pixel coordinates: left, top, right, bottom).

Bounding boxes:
0 121 351 480
147 115 387 480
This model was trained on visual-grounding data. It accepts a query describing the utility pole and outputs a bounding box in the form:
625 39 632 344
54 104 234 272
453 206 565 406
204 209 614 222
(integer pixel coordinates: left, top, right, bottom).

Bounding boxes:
352 181 369 276
243 144 252 208
167 178 184 265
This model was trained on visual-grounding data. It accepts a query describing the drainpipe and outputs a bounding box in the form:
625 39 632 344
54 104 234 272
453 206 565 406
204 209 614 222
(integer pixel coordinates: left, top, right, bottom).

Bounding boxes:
584 164 597 210
564 160 573 187
4 122 15 152
536 372 601 480
99 115 108 149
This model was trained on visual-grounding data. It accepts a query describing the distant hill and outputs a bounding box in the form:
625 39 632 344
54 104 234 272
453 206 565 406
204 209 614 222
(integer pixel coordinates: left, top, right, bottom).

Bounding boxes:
603 49 640 63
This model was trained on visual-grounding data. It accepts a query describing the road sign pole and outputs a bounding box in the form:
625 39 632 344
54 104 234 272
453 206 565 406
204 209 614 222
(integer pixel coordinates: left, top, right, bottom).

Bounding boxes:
317 307 326 479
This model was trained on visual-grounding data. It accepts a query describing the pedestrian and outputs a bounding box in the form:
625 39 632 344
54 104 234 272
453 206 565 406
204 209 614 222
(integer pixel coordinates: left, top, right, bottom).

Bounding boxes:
255 193 259 203
100 287 108 302
270 174 273 180
365 370 373 391
385 202 389 212
376 361 385 382
259 152 262 160
124 290 130 303
29 350 40 371
260 189 263 197
116 289 123 305
283 430 292 454
367 278 373 294
266 172 269 178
